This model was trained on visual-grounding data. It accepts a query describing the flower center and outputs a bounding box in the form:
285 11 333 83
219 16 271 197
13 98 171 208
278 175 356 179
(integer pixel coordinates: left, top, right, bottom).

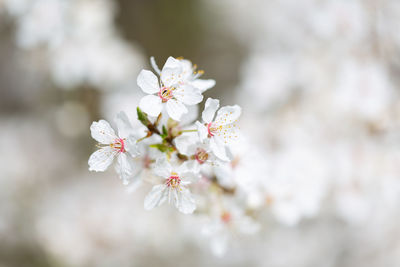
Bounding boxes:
195 148 209 164
158 87 174 102
207 122 222 137
110 138 126 152
166 173 181 189
221 212 231 224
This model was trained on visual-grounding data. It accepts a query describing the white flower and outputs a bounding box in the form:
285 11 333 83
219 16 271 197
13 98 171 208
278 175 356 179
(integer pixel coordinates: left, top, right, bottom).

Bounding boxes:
150 56 216 93
174 57 216 93
88 111 140 185
174 134 219 166
125 136 164 193
144 158 199 214
202 203 260 257
195 98 241 161
137 57 203 121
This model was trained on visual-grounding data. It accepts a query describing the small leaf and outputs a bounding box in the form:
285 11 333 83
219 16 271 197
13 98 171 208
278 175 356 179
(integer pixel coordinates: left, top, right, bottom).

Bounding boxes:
150 143 174 153
160 125 169 139
137 107 150 126
162 125 168 136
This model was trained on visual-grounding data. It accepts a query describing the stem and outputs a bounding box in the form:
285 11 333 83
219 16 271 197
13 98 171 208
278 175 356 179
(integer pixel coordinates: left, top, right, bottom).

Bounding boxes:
136 130 154 143
147 123 160 135
136 135 149 143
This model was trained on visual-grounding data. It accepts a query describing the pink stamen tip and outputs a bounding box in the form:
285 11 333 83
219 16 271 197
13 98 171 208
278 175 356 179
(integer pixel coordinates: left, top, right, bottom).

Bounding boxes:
207 123 214 137
166 175 181 187
118 138 125 153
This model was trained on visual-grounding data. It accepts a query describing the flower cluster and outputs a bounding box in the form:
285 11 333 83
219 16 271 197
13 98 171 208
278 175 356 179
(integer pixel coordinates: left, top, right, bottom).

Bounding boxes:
89 57 241 214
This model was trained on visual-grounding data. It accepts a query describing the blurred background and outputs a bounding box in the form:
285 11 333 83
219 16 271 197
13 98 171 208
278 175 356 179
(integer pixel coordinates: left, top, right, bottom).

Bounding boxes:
0 0 400 266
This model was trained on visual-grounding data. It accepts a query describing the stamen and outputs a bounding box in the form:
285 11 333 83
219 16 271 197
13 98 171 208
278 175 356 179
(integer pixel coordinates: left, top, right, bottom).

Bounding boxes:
192 69 204 80
158 87 174 102
166 173 181 189
195 148 209 164
110 138 126 153
207 123 214 137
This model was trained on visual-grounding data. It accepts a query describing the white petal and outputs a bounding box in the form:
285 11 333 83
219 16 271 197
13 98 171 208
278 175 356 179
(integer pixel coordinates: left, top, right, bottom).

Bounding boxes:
181 171 200 184
161 57 183 87
144 184 168 210
214 105 242 126
225 146 235 161
88 146 117 171
166 99 188 121
137 69 159 94
178 59 194 80
125 135 140 157
153 158 172 178
161 69 182 87
210 136 229 161
177 160 200 175
202 98 220 123
90 120 117 144
139 95 163 117
175 187 196 214
214 164 235 189
114 111 132 138
115 153 134 185
180 105 199 126
174 85 203 105
174 135 193 155
125 160 144 191
214 124 240 145
195 121 208 142
162 56 182 71
191 79 216 93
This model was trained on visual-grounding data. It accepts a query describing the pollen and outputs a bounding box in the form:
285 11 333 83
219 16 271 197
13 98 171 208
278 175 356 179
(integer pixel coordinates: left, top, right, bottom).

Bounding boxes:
110 138 126 153
195 148 209 164
166 172 181 189
158 87 174 102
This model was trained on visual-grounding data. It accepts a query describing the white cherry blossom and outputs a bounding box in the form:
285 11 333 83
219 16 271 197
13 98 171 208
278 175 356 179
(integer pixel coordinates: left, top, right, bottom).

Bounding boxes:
174 134 220 166
125 136 164 193
88 111 140 185
144 158 199 214
137 57 203 121
195 98 241 161
151 56 216 93
202 202 260 257
175 58 216 93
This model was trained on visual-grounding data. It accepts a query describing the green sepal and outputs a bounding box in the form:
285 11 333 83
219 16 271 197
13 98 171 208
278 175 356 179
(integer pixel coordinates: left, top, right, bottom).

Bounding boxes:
137 107 150 126
160 125 168 139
